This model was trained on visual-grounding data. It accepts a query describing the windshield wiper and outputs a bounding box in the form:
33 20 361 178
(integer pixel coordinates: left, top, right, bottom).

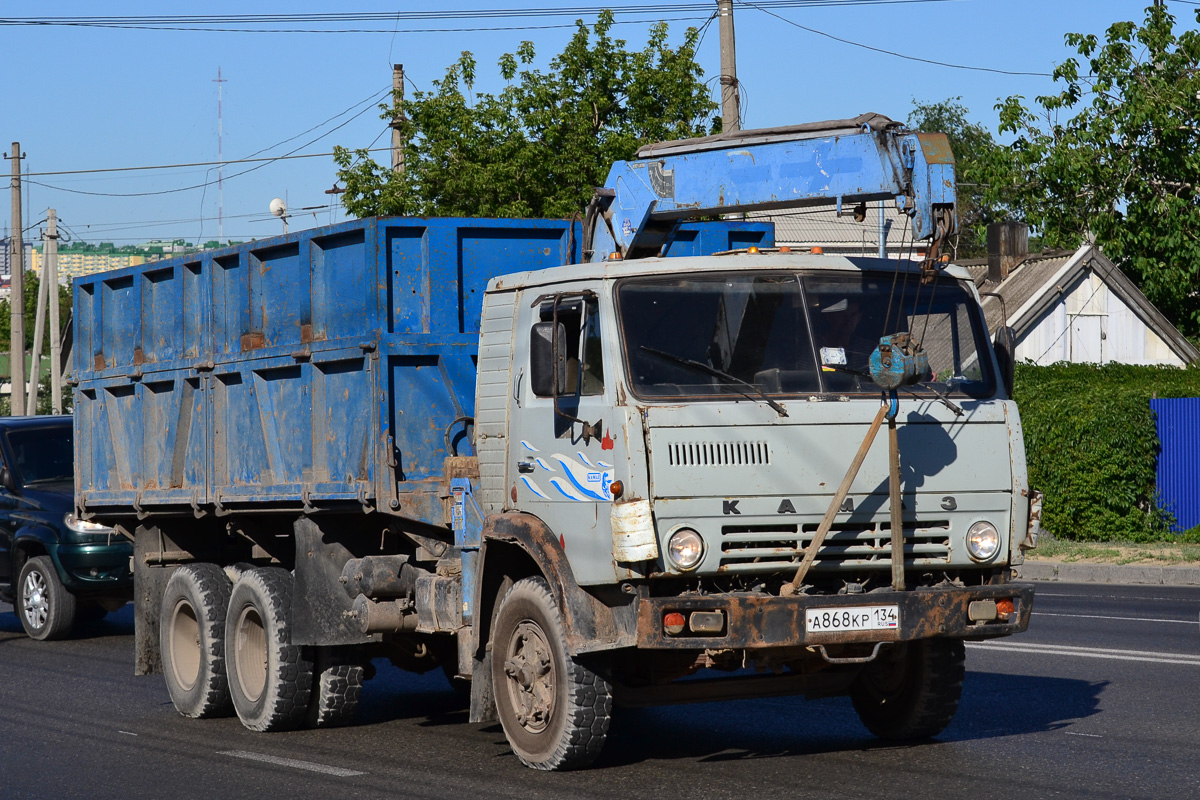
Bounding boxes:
639 346 788 417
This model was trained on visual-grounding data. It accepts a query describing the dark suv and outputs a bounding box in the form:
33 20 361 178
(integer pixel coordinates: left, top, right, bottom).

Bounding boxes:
0 415 132 639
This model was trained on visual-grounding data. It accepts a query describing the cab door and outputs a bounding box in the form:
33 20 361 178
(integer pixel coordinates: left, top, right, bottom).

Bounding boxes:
508 288 619 584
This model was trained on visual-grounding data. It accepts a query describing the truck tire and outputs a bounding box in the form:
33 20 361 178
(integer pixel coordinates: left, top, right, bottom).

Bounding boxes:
491 577 612 771
305 648 363 728
225 568 313 732
160 563 234 718
18 555 76 640
850 638 965 740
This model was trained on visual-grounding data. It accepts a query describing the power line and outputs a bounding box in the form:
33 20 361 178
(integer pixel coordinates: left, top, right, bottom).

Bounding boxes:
740 0 1054 77
0 2 963 31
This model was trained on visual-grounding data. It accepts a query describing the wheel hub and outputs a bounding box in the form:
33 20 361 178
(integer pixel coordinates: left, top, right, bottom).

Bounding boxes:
503 620 554 732
22 573 48 628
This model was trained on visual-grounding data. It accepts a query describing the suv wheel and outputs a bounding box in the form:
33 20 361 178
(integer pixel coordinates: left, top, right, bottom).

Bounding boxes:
18 555 76 640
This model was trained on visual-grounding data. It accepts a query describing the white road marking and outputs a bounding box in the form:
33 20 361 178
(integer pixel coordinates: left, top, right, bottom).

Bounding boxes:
118 731 137 736
966 640 1200 666
218 750 364 777
1064 732 1102 738
1033 611 1198 625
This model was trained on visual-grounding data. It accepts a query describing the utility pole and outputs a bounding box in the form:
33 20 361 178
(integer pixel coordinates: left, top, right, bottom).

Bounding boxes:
47 209 62 414
391 64 405 174
716 0 741 132
27 232 48 414
214 67 227 244
7 143 25 416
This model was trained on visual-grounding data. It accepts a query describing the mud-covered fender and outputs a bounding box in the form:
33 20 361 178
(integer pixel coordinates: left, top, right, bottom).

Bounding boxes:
474 512 637 658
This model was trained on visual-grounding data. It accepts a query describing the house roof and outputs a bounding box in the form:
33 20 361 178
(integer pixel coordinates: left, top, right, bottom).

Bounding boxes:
963 243 1200 365
747 205 918 252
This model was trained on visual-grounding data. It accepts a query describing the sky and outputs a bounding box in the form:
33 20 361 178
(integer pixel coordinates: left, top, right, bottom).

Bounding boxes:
2 0 1192 249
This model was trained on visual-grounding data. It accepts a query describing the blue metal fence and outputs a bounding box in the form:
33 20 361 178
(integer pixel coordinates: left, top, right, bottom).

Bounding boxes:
1151 397 1200 532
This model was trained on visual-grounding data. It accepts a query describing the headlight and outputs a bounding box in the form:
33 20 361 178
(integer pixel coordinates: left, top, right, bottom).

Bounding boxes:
65 514 114 535
966 521 1000 562
666 527 705 571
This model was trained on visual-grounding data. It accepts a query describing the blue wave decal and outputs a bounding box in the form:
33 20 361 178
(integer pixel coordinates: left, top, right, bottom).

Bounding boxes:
521 441 539 452
521 476 550 499
549 477 588 501
552 454 611 501
535 457 555 472
597 461 613 469
577 451 595 467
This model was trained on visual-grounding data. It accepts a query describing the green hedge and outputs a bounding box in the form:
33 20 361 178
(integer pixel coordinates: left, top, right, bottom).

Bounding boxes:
1013 362 1200 542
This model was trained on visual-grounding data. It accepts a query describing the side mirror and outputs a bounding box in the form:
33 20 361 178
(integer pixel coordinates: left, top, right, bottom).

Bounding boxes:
530 322 568 397
993 326 1016 397
0 465 15 492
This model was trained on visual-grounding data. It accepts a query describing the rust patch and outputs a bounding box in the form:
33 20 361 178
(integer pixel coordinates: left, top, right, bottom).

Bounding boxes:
300 323 314 343
132 347 145 366
916 132 956 165
93 353 106 371
241 331 265 351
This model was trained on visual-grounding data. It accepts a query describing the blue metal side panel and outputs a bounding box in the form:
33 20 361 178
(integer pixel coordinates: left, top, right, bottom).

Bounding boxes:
664 221 774 257
72 215 783 517
1151 397 1200 531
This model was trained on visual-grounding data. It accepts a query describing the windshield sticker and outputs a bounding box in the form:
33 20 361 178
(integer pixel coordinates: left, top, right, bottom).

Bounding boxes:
820 347 846 371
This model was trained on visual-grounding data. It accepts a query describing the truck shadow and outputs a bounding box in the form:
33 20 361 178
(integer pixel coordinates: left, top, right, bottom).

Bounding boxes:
594 670 1105 767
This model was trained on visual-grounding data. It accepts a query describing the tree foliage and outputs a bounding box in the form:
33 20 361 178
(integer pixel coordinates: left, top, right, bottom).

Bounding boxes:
0 271 73 354
1014 362 1200 541
334 11 717 219
995 5 1200 337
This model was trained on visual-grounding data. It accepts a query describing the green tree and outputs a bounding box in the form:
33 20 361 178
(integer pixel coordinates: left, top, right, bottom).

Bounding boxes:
995 4 1200 337
334 11 717 219
0 271 73 354
907 98 1017 259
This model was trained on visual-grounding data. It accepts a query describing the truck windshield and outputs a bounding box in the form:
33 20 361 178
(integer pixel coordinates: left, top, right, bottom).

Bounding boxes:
6 424 74 485
616 271 995 399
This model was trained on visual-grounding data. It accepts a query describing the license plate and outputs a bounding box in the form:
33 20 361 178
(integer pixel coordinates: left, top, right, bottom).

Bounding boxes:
806 605 900 633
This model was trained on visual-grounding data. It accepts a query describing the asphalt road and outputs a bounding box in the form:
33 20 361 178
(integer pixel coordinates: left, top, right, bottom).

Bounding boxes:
1 584 1198 800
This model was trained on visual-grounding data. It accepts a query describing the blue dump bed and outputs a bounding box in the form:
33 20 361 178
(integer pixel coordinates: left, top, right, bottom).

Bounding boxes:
73 215 771 524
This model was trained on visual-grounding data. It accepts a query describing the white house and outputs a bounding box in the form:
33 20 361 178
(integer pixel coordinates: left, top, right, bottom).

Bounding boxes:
963 226 1198 367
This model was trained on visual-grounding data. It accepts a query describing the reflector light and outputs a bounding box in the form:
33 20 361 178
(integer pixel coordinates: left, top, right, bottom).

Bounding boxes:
608 480 624 499
996 598 1016 618
663 612 686 635
747 246 760 254
609 251 623 260
779 246 792 253
811 246 824 255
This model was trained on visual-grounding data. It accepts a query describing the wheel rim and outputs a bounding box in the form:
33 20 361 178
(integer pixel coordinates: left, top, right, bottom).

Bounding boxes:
234 605 268 703
21 568 49 630
168 600 201 691
502 618 555 734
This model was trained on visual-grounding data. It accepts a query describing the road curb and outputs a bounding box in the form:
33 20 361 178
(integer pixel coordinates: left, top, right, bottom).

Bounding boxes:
1016 560 1200 586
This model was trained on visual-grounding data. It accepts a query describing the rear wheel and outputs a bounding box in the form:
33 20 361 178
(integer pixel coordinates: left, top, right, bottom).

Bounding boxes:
491 577 612 771
225 568 312 732
18 556 75 640
306 647 363 728
851 638 965 740
160 563 234 718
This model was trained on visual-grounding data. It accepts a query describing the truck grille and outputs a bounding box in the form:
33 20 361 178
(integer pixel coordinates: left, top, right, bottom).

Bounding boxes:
718 520 951 573
667 440 770 467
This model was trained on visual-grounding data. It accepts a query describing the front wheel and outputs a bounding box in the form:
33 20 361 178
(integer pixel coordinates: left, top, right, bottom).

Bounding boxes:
850 638 965 740
491 577 612 771
18 556 75 640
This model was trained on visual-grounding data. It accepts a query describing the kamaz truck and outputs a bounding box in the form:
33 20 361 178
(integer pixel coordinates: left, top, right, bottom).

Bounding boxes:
73 113 1038 770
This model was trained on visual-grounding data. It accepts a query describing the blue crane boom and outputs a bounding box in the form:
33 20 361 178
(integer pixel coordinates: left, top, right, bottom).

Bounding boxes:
584 112 956 264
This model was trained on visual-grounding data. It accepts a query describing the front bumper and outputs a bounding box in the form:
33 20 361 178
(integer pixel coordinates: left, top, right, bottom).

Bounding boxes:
56 542 134 592
636 582 1033 650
